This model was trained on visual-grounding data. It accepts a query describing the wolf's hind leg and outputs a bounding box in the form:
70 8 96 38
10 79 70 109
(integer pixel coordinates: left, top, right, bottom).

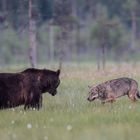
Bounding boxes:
128 90 137 102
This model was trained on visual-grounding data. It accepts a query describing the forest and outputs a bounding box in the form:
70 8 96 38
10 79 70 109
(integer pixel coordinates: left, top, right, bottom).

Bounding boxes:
0 0 140 68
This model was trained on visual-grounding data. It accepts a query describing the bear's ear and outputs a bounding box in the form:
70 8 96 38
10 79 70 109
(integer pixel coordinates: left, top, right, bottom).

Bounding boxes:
56 69 60 76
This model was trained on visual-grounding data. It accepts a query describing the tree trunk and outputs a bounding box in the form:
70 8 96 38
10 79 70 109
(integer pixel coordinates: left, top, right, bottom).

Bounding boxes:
96 47 101 71
131 10 136 51
0 0 7 24
71 0 79 60
101 44 106 70
101 28 107 70
71 0 77 18
59 26 66 62
49 25 55 62
28 0 37 68
2 0 7 12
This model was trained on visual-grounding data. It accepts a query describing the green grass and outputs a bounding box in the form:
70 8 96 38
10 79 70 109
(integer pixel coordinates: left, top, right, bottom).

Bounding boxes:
0 62 140 140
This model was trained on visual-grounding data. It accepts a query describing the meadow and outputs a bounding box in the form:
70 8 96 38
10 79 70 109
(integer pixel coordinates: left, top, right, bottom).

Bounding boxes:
0 62 140 140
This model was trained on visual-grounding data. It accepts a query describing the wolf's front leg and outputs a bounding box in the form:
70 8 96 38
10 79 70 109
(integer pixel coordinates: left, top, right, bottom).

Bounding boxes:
101 96 116 104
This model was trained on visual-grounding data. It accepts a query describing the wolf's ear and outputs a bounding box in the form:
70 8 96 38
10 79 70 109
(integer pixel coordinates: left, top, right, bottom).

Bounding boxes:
96 86 100 92
97 85 105 92
88 85 92 88
56 69 60 76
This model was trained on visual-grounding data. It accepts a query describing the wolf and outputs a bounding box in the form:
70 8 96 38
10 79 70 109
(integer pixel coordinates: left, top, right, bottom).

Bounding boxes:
87 77 140 103
0 68 60 110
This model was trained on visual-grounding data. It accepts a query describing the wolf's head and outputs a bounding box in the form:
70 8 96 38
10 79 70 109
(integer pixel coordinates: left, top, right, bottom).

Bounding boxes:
87 84 106 102
87 86 99 101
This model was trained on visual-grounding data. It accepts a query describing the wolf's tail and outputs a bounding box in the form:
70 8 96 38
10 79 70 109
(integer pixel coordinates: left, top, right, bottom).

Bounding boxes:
136 91 140 99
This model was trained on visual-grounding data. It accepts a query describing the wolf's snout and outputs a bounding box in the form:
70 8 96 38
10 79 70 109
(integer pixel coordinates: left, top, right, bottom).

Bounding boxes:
87 97 91 101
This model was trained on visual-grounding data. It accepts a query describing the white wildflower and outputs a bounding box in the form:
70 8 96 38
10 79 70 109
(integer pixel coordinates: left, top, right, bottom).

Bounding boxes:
11 120 15 124
72 104 75 107
66 125 72 131
129 105 132 109
33 108 36 111
44 136 48 140
50 118 54 122
43 126 46 129
12 134 17 139
27 123 32 129
19 110 23 114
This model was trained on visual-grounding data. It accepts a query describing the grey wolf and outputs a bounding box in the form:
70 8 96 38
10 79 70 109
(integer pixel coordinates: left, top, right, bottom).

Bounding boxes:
87 77 140 103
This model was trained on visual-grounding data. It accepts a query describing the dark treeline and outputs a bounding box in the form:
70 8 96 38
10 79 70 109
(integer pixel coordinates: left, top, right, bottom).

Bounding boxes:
0 0 140 68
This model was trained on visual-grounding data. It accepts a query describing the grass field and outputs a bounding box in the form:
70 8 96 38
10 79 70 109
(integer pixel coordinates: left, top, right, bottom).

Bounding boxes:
0 62 140 140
